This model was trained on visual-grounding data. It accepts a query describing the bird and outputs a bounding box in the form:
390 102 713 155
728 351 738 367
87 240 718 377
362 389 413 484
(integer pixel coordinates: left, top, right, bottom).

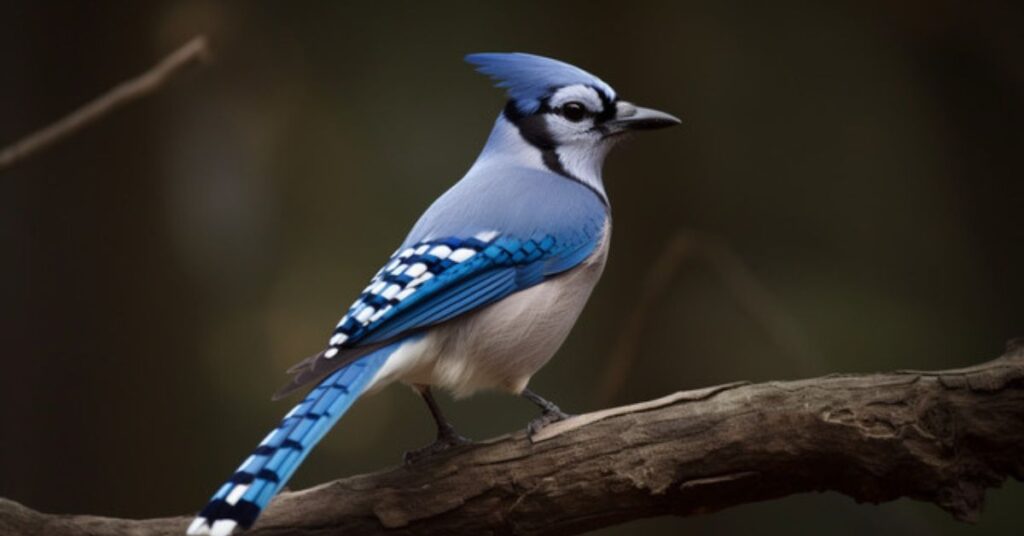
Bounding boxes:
186 52 680 536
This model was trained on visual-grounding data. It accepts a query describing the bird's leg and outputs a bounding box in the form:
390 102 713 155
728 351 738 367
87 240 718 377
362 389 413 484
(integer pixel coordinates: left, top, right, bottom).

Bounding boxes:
404 384 471 464
521 387 572 436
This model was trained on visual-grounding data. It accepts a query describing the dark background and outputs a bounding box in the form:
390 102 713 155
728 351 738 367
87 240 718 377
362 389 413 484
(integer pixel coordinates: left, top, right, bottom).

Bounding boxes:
2 1 1022 534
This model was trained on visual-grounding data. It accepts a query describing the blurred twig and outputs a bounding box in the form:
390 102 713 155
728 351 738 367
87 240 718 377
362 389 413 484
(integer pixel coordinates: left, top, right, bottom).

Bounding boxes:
598 229 817 404
0 35 210 172
2 343 1022 535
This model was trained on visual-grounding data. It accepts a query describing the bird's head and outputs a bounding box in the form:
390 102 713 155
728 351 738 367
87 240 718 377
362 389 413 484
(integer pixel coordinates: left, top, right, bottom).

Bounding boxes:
466 52 679 198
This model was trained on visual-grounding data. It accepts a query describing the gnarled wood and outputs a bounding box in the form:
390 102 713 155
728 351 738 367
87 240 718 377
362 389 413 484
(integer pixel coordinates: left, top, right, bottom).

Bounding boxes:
2 342 1023 535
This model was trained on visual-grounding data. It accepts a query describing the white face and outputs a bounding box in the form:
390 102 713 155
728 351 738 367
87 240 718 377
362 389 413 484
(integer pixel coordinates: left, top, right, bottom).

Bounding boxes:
497 82 628 202
494 78 677 202
542 84 612 149
537 84 622 190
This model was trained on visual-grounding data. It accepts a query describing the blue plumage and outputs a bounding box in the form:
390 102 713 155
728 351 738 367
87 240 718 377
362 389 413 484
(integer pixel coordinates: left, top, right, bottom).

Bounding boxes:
188 51 678 535
192 342 402 533
361 231 602 345
332 165 608 349
466 52 616 114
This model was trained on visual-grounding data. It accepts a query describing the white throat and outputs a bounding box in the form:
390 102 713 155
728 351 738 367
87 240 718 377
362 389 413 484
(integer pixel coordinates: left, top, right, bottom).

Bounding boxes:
553 141 612 202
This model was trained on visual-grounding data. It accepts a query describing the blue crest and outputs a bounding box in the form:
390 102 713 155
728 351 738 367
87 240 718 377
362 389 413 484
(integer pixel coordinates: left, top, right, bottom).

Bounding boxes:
466 52 616 114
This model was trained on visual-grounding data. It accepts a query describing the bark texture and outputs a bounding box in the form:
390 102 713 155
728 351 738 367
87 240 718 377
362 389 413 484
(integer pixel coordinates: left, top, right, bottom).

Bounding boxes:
2 342 1023 535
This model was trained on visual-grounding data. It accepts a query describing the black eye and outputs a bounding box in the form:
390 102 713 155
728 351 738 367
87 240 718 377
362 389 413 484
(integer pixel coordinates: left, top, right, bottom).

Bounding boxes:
560 101 588 122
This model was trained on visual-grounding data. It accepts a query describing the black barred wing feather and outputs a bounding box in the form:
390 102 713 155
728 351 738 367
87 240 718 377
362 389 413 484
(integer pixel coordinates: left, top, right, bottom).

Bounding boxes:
276 226 601 397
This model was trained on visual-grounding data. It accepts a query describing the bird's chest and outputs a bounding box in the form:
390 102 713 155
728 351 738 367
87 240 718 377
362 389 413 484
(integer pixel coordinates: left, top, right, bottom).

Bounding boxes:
428 222 611 396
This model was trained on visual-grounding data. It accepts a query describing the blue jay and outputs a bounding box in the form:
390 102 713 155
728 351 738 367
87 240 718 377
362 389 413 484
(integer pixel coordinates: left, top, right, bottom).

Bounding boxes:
187 52 679 535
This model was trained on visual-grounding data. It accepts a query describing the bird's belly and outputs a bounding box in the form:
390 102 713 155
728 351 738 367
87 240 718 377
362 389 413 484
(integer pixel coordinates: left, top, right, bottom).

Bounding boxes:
433 262 604 396
376 224 610 398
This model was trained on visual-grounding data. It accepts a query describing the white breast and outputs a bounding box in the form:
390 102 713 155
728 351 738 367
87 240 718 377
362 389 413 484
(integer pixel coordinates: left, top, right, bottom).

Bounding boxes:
368 222 611 397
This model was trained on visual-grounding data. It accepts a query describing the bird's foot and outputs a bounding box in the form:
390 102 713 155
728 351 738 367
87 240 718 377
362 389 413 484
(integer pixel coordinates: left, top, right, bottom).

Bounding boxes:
527 407 572 437
403 426 472 465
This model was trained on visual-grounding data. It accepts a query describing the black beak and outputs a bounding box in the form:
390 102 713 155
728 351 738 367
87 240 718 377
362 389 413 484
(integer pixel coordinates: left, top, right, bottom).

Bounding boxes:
606 101 681 132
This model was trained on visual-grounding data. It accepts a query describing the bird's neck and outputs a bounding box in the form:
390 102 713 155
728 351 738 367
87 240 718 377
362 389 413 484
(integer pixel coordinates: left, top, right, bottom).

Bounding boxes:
471 114 609 204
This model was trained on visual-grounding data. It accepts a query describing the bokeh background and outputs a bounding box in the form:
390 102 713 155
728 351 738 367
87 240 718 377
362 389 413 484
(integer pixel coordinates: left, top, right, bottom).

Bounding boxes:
2 1 1022 534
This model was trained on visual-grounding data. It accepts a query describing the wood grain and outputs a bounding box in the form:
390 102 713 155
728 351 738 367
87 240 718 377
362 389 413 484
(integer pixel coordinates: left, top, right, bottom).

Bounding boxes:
2 341 1022 535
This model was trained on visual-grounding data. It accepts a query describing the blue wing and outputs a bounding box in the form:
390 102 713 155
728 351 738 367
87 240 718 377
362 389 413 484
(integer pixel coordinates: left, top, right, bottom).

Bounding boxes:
342 229 600 346
275 225 602 398
276 163 609 397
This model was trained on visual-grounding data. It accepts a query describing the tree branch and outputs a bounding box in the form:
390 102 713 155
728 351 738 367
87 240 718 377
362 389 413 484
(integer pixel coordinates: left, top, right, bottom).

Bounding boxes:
0 36 210 172
2 342 1022 535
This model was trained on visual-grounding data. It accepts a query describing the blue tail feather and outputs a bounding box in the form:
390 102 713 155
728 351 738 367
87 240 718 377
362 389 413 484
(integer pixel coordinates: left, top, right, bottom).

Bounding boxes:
187 340 404 536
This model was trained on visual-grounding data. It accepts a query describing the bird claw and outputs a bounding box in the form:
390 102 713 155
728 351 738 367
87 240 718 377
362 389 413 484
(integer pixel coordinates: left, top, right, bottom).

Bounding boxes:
403 428 472 465
527 408 571 437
